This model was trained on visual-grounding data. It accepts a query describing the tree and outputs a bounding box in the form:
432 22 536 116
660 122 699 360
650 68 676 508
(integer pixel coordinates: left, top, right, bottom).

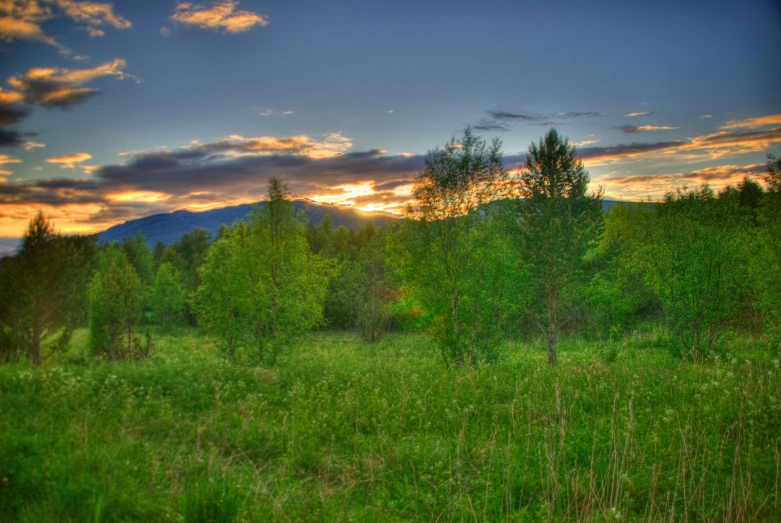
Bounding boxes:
169 228 212 324
513 129 603 365
0 212 84 365
392 128 515 365
615 187 744 359
149 263 187 330
120 232 154 287
756 155 781 344
197 179 329 361
336 223 397 342
89 252 145 360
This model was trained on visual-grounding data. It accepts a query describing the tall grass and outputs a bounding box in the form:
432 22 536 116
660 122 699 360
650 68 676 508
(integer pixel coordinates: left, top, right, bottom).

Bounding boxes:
1 328 779 521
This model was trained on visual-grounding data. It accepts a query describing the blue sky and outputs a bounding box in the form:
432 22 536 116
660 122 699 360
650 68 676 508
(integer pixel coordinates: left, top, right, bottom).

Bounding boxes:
1 0 780 237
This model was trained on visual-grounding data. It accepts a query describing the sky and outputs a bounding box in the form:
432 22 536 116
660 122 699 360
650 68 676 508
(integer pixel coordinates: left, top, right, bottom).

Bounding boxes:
1 0 780 239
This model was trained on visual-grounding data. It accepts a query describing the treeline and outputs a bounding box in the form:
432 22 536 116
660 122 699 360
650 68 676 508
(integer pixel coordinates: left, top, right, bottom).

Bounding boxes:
1 128 779 366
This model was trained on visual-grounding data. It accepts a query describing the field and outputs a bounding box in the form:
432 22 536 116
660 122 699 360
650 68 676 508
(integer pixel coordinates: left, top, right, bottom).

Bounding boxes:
1 329 780 522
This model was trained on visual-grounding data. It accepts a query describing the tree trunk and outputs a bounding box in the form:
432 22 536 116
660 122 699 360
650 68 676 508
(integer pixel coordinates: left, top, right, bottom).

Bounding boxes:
32 327 41 366
548 325 557 365
548 292 557 366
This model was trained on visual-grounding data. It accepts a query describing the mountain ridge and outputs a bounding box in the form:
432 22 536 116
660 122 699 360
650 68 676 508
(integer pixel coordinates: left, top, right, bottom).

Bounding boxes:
97 200 401 245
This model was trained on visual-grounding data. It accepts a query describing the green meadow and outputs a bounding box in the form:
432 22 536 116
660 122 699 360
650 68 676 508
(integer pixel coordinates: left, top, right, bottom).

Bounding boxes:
2 328 779 522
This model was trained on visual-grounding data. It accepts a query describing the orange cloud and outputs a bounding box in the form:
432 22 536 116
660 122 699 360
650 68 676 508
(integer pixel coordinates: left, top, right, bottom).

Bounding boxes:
171 1 268 33
46 152 92 168
624 111 653 117
56 0 131 36
0 153 21 178
582 124 781 166
721 114 781 130
596 163 767 200
202 132 352 158
0 0 131 58
0 153 22 166
2 58 131 107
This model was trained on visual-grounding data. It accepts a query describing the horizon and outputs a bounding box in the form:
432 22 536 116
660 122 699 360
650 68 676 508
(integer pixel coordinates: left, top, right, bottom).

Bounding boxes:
1 0 780 238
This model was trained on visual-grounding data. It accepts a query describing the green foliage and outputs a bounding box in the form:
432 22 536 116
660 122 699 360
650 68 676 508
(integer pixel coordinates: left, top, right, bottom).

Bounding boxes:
0 212 88 365
512 128 603 364
610 187 745 359
756 155 781 347
149 263 187 330
392 128 516 366
88 251 146 360
197 179 329 361
120 232 155 287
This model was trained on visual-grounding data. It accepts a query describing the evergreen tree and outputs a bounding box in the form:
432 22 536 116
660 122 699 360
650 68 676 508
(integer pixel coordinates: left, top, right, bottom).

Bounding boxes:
513 129 603 365
89 253 145 360
0 212 83 365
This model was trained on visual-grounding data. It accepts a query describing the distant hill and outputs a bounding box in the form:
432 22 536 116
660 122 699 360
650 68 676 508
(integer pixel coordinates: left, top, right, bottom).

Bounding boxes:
97 200 400 246
98 198 630 247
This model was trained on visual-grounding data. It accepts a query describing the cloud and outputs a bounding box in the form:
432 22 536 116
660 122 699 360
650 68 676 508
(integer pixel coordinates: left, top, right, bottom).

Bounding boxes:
720 114 781 130
171 1 269 33
616 125 680 133
574 139 600 147
0 153 22 167
3 120 780 234
580 126 781 165
0 105 28 126
488 110 540 122
1 58 131 108
473 120 510 132
625 111 653 117
0 133 427 232
23 140 44 150
700 114 712 119
187 131 353 158
257 108 294 117
0 129 27 147
0 0 131 57
0 153 21 176
55 0 131 36
596 163 768 200
480 109 604 130
46 151 92 168
556 111 605 118
160 26 171 36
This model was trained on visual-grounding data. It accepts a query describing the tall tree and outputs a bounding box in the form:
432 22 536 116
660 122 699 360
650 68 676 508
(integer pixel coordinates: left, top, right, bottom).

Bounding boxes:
149 263 187 330
197 179 329 361
0 212 83 365
89 252 145 360
169 228 212 324
392 128 515 365
514 129 603 365
120 232 154 287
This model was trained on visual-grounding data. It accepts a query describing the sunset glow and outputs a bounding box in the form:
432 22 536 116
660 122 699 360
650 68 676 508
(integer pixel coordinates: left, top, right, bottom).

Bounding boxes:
0 0 778 240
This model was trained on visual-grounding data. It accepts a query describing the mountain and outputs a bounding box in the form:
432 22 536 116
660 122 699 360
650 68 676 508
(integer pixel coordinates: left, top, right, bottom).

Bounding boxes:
97 200 400 245
98 198 630 247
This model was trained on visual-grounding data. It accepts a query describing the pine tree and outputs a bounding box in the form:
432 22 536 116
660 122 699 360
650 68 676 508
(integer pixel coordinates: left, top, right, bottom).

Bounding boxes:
514 129 603 365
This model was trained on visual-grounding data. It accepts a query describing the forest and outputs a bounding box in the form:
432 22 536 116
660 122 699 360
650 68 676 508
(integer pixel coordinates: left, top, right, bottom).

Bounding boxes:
1 128 780 521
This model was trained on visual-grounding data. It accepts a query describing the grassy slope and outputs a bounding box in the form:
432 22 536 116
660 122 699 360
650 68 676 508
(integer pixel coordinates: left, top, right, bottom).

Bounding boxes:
1 330 779 522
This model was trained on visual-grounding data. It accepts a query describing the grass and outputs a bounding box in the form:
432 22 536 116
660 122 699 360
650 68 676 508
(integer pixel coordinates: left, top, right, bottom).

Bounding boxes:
1 328 780 521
